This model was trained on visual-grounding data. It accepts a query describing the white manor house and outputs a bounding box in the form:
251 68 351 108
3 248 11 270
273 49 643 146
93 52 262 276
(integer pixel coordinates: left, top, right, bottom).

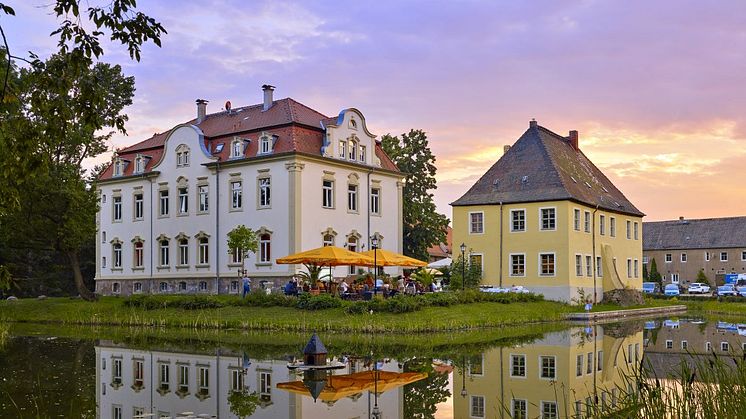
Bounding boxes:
95 85 403 296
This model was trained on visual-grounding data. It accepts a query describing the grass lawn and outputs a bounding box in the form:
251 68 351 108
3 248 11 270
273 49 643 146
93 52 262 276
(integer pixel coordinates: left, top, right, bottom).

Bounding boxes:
681 299 746 317
586 298 683 313
0 296 576 333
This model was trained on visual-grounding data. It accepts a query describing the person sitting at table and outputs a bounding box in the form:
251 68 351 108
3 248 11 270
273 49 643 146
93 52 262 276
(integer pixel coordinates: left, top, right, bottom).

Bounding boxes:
284 279 298 296
339 280 349 295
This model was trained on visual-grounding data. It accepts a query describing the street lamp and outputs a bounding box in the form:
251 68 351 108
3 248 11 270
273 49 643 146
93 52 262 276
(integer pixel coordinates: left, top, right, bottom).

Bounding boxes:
460 355 468 398
372 236 379 297
372 361 381 418
460 243 466 291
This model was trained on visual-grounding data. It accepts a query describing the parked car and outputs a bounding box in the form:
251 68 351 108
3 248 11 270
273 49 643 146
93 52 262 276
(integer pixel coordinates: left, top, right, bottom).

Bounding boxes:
687 283 711 294
509 285 531 294
717 285 738 297
664 284 680 296
642 282 660 294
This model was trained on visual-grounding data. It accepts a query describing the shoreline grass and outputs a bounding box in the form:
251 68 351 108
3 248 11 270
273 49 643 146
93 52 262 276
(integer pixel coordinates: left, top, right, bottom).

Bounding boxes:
0 296 575 333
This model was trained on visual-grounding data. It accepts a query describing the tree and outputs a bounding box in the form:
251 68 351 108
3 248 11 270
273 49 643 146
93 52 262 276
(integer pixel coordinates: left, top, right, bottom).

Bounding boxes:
649 258 663 288
227 225 259 275
0 53 135 300
449 253 482 290
0 1 166 215
642 263 649 281
228 388 260 419
403 358 450 419
696 269 710 286
381 130 449 261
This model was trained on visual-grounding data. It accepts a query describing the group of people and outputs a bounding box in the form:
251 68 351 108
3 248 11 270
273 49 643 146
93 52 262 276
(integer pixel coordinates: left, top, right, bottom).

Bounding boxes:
241 273 438 299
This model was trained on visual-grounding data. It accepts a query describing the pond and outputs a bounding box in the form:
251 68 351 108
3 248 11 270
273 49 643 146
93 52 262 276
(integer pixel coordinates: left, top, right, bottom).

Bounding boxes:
0 316 743 418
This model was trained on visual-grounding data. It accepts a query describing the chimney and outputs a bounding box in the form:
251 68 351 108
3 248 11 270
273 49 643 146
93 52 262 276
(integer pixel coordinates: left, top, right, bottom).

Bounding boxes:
196 99 208 123
529 118 538 128
503 145 511 155
568 130 579 150
679 216 685 221
262 84 275 111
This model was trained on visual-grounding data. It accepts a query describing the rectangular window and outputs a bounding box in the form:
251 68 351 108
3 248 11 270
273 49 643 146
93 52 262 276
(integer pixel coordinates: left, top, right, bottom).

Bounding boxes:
179 240 188 265
338 140 346 158
643 255 649 264
510 254 525 276
198 185 209 212
347 184 358 212
597 256 603 277
628 344 634 363
134 243 144 268
666 340 673 349
541 401 558 419
681 341 688 350
541 208 556 230
260 138 271 154
113 406 122 419
742 251 746 261
671 273 679 283
258 178 271 208
540 356 556 379
722 342 729 352
160 241 169 266
178 365 189 391
159 190 169 216
665 253 672 263
134 360 144 387
576 354 583 376
575 255 583 276
348 142 356 160
102 256 107 268
634 259 639 278
540 253 555 276
586 255 592 277
198 367 209 395
470 254 483 273
586 352 593 374
259 234 271 263
681 253 687 262
470 395 485 418
199 238 209 265
370 188 380 215
113 244 122 268
159 364 170 390
584 211 591 233
469 212 484 234
597 351 603 371
231 181 242 209
322 180 334 208
260 371 272 399
134 193 144 220
231 369 244 391
511 209 526 232
512 399 527 419
599 215 605 235
626 259 632 278
626 220 631 239
359 145 366 162
113 196 122 221
511 355 526 377
178 187 188 214
705 251 711 261
610 217 616 237
573 209 581 231
634 222 639 240
721 252 728 262
112 358 122 384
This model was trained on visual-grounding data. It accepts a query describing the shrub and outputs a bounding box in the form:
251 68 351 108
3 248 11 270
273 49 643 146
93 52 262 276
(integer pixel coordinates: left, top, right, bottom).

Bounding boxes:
296 294 343 310
123 295 225 310
237 293 296 308
345 301 370 314
382 295 422 313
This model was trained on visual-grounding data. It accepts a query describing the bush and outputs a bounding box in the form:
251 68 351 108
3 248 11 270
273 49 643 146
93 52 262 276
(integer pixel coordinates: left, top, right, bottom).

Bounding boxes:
296 293 343 310
123 295 225 310
237 293 296 308
344 301 370 314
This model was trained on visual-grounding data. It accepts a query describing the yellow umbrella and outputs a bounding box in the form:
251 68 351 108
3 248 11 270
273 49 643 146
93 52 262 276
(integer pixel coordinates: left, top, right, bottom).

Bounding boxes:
277 374 371 402
346 370 428 393
276 246 375 266
361 249 428 267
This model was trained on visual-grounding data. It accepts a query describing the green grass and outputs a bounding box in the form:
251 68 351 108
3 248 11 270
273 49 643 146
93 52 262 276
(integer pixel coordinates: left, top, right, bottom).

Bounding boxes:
0 296 574 333
680 299 746 317
585 298 682 313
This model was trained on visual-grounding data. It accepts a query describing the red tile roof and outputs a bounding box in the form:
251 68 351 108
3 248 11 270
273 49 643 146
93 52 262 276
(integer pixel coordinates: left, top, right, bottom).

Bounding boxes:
100 98 399 180
427 226 452 259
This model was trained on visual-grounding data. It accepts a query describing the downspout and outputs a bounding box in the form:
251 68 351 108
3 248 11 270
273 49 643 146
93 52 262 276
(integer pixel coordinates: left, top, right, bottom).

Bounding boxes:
592 205 599 304
499 202 504 287
215 162 221 294
367 170 372 249
149 177 154 294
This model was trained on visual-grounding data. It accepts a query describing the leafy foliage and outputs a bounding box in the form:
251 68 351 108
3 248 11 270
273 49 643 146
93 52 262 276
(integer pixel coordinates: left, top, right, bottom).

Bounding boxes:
227 225 259 266
293 264 332 289
697 269 710 285
381 130 449 260
403 358 450 419
648 258 663 287
228 389 260 419
449 254 483 290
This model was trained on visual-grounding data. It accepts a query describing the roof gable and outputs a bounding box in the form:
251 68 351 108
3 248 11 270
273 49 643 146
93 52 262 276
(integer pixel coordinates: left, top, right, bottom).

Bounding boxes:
452 123 644 217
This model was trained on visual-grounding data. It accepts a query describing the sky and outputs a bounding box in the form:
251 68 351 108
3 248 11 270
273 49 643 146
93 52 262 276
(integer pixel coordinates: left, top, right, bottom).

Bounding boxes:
3 0 746 222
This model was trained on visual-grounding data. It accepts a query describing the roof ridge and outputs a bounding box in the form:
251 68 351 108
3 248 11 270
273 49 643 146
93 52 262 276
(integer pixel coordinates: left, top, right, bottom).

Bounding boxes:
645 215 746 223
285 97 331 120
535 125 571 196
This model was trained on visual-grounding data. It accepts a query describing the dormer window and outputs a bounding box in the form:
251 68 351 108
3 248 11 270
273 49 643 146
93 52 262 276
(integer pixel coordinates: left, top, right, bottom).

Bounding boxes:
113 159 124 177
231 139 243 159
134 155 145 174
259 135 272 154
176 145 190 167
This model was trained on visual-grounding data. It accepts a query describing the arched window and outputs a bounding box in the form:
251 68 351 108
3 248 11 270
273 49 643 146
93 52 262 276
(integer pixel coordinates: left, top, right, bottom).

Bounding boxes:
349 118 357 130
231 139 243 158
259 234 271 263
133 241 144 268
112 282 121 294
323 234 335 247
259 133 273 154
176 145 190 167
134 155 145 173
113 158 124 176
160 282 168 292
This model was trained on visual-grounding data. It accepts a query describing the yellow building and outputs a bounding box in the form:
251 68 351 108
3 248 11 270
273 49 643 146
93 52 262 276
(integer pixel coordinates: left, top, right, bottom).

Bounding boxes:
452 121 644 302
453 325 644 418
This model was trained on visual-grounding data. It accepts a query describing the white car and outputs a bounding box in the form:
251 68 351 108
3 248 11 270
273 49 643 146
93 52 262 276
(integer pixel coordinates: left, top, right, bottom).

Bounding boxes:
687 283 711 294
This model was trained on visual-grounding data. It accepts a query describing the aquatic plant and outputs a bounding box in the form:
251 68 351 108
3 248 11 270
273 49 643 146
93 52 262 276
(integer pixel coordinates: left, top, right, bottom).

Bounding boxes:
0 322 8 348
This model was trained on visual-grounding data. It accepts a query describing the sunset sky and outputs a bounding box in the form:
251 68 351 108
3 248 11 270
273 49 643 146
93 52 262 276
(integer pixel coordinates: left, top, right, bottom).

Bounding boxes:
5 1 746 221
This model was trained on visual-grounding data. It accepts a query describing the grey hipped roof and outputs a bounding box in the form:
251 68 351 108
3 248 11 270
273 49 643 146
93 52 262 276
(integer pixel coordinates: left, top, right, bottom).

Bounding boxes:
303 333 328 355
451 123 644 217
643 217 746 250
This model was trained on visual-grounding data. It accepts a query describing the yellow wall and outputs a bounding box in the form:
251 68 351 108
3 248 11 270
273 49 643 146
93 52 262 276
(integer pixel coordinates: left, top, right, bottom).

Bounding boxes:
453 328 644 418
452 201 643 302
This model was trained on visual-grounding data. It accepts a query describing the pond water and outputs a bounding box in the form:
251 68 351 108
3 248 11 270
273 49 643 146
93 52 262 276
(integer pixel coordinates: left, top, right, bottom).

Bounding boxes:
0 316 743 418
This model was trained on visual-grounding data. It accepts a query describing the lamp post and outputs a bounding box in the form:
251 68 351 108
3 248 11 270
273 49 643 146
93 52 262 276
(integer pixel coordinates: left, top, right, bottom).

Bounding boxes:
372 360 381 418
460 243 467 291
460 355 468 398
372 236 379 297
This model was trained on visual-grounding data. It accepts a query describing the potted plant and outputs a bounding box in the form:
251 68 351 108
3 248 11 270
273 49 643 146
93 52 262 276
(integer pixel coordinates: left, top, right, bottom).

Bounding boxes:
293 264 330 295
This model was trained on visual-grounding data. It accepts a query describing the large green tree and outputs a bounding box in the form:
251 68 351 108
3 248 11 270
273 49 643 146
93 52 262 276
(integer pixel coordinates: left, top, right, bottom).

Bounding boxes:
403 358 450 419
381 130 449 261
0 53 135 300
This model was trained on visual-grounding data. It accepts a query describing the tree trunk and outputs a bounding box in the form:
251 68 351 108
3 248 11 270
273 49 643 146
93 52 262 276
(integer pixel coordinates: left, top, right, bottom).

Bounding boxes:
67 251 96 301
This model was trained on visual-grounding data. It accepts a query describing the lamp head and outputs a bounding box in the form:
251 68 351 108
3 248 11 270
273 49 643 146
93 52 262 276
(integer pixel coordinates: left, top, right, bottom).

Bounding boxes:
460 243 466 253
460 388 468 398
371 236 379 248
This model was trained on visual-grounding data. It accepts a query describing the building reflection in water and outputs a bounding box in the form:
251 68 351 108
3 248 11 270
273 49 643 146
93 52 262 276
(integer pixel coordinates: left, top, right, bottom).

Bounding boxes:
95 341 412 418
453 324 644 419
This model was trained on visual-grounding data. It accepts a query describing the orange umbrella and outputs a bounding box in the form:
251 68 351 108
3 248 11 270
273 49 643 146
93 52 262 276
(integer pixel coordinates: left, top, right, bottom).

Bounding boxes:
361 249 428 267
277 374 371 402
276 246 375 267
346 370 428 393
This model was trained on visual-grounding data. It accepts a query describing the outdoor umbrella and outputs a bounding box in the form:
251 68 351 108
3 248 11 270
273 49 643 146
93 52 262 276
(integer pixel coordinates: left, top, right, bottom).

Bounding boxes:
346 370 428 393
361 249 428 267
276 246 375 266
277 374 371 402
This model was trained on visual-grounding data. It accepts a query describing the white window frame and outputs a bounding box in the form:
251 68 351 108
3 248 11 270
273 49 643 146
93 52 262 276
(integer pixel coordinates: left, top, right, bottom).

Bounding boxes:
597 256 603 277
510 354 526 378
260 137 272 154
539 252 556 277
258 177 271 208
231 140 242 158
539 355 556 379
134 193 144 220
159 240 169 267
231 181 242 210
586 255 593 277
540 207 557 231
584 211 591 233
541 401 558 419
610 217 616 237
359 145 366 162
470 395 485 418
510 253 526 277
370 187 381 215
347 184 358 212
510 209 526 232
178 187 188 215
112 243 122 268
198 238 209 265
198 185 209 213
469 211 484 234
634 222 639 240
721 342 729 352
634 259 639 278
626 220 632 239
198 367 209 395
599 214 605 235
681 253 687 263
671 273 680 283
512 399 527 419
113 196 122 222
259 233 271 264
159 189 169 217
338 140 347 158
705 251 710 262
575 254 583 277
178 239 189 266
721 252 728 262
665 253 672 263
573 208 581 231
134 241 144 268
322 180 334 208
626 259 632 278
